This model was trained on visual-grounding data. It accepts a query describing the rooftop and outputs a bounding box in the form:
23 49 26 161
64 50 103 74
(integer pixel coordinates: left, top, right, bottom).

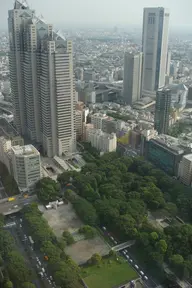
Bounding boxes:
152 134 192 154
12 145 39 156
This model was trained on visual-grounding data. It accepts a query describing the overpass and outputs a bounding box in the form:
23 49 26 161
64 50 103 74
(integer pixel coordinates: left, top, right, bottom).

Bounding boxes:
112 240 135 251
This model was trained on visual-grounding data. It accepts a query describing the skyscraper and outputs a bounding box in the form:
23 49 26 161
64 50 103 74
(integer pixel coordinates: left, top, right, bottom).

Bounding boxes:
8 0 76 157
142 7 170 97
154 88 171 134
123 52 143 105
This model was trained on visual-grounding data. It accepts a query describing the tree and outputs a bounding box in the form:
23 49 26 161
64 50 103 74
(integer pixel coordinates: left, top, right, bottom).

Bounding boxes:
90 253 102 265
21 283 36 288
62 231 75 245
36 178 61 203
155 239 167 254
4 281 13 288
0 214 4 227
40 241 61 263
72 197 98 226
169 254 184 267
7 251 32 284
0 230 15 258
165 202 178 216
79 225 96 239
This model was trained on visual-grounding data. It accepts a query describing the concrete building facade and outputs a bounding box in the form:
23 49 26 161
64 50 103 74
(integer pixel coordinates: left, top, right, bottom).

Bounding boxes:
8 1 76 157
0 136 41 193
154 88 171 134
142 7 170 97
123 52 143 105
11 145 41 193
84 126 117 153
178 154 192 186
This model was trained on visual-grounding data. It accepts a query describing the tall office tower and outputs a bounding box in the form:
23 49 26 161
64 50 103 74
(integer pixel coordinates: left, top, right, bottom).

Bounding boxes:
123 52 143 105
154 88 171 134
142 7 170 97
8 1 76 157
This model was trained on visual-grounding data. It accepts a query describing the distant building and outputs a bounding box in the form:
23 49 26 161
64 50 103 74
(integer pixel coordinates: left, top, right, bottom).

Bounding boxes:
84 126 117 153
187 86 192 102
75 110 83 140
168 83 188 111
123 52 143 105
142 7 170 97
154 88 171 134
166 51 171 75
146 135 185 176
178 154 192 186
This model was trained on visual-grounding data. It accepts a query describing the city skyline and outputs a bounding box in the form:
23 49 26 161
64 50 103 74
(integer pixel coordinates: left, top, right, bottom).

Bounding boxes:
0 0 191 29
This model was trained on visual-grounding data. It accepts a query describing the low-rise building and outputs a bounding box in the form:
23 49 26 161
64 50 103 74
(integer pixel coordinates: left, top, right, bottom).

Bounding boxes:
146 134 187 176
84 126 117 153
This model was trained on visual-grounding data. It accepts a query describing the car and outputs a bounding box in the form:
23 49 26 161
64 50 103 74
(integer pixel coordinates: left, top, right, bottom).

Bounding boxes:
20 218 23 222
110 236 114 241
125 249 128 253
102 226 106 231
123 251 126 255
135 265 139 269
144 276 148 280
140 271 144 276
114 240 118 245
126 255 129 259
48 280 51 284
20 224 22 228
50 276 53 280
129 259 133 263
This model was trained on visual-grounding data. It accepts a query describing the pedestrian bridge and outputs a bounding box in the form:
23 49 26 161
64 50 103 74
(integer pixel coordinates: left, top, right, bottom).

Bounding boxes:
112 240 135 251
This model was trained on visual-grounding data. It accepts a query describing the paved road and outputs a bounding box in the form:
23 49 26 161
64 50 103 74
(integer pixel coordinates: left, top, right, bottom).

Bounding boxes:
0 195 37 215
5 215 56 288
4 217 44 288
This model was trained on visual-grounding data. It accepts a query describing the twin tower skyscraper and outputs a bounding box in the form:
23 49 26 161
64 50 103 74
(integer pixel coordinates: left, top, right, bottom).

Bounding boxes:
8 1 76 157
123 7 170 105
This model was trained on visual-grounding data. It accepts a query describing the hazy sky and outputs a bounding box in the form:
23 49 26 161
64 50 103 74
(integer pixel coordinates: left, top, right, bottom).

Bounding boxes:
1 0 192 29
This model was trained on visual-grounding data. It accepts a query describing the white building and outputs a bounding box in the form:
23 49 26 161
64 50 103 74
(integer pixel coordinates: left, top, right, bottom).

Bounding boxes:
123 52 143 105
85 127 117 153
11 145 41 193
178 154 192 186
8 1 76 157
90 113 107 130
142 7 170 97
0 137 41 193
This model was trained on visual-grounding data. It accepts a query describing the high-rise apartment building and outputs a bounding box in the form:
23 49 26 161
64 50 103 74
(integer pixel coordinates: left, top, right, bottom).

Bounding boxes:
123 52 143 105
142 7 170 97
154 88 171 134
8 1 76 157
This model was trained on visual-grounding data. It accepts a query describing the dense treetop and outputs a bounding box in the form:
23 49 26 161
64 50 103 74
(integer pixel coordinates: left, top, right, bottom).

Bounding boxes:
58 153 192 280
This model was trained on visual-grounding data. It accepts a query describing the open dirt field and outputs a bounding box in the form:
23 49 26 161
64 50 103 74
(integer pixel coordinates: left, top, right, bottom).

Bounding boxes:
42 203 83 238
65 236 110 265
42 203 110 264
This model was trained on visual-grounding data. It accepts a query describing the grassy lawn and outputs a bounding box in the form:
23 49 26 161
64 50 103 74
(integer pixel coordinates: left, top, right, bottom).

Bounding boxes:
81 257 138 288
